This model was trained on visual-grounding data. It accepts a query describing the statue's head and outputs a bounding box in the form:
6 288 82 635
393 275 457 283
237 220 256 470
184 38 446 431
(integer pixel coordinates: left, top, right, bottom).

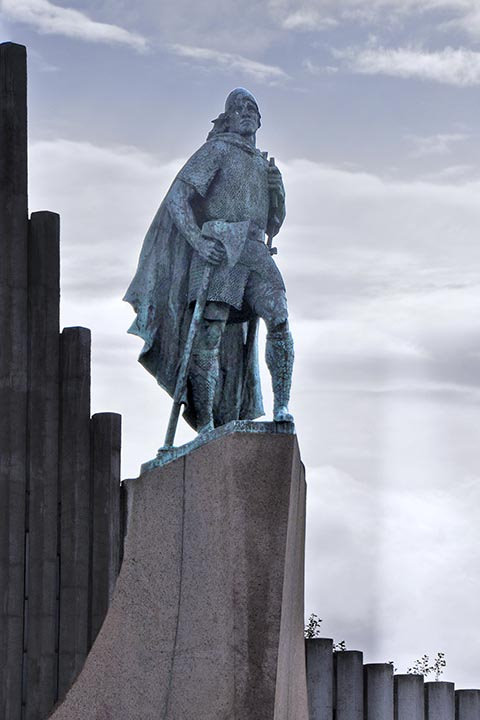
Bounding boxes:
208 88 261 140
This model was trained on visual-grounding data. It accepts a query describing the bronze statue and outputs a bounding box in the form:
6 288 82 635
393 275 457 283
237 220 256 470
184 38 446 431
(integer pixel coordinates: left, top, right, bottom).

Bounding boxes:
124 88 294 444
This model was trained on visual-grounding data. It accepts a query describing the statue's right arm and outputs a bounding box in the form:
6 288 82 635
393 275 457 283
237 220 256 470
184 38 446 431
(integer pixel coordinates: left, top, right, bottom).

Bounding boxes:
166 179 203 250
166 179 225 265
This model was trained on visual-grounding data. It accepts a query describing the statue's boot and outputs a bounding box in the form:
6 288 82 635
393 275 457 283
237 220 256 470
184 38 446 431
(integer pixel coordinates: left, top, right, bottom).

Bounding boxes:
265 330 295 423
190 348 219 434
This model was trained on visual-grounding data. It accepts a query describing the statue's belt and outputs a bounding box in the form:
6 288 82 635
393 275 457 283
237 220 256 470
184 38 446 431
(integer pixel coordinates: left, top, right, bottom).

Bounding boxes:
248 224 266 243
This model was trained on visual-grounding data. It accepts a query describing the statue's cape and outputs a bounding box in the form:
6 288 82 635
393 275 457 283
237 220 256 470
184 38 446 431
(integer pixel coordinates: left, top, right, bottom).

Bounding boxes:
123 189 264 431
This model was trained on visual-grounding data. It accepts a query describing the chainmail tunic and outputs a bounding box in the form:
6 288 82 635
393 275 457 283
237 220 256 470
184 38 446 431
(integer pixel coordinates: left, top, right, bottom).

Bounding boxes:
177 133 285 310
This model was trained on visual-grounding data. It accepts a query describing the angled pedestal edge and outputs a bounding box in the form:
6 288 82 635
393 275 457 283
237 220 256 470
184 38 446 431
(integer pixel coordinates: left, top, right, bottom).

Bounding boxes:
49 428 308 720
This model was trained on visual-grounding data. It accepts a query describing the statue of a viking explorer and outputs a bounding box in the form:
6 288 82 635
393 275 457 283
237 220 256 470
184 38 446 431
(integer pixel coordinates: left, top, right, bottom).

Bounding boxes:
124 88 294 440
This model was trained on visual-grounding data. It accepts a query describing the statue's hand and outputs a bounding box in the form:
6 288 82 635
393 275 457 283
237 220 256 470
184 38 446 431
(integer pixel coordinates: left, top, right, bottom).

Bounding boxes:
197 236 226 265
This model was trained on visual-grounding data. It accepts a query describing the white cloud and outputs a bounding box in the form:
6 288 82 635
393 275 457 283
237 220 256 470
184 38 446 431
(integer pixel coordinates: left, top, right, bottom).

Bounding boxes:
335 46 480 86
306 457 480 686
107 0 278 55
441 6 480 39
420 164 475 182
169 43 289 83
278 158 480 403
270 0 480 36
282 9 337 30
305 465 381 640
375 476 480 683
2 0 148 51
406 132 469 157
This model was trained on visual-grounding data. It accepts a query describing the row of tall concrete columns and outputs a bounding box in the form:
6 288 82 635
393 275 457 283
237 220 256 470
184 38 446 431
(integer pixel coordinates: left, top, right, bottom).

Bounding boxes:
0 42 123 720
306 638 480 720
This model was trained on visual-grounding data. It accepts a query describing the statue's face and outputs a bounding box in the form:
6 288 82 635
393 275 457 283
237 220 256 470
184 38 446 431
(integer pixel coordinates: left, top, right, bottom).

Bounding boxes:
228 96 260 137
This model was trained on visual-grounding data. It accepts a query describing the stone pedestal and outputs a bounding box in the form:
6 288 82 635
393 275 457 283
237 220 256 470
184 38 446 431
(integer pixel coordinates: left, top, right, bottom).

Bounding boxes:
49 426 308 720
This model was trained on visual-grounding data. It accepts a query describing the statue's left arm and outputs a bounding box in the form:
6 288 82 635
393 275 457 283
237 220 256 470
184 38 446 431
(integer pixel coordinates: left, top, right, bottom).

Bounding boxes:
267 163 286 238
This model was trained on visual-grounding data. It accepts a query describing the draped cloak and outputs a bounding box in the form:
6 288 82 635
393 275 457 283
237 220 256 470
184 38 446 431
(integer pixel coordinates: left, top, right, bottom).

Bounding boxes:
123 133 283 431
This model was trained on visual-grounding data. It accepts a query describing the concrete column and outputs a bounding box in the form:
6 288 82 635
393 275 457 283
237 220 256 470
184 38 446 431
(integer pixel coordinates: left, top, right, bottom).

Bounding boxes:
456 690 480 719
305 638 333 720
335 651 364 720
425 682 455 720
24 212 60 719
58 327 91 700
394 674 424 720
89 412 122 646
49 429 309 720
364 664 394 720
0 41 28 720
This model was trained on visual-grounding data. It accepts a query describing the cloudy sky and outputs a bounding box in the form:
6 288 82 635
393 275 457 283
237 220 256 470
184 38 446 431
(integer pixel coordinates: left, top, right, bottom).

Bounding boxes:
2 0 480 689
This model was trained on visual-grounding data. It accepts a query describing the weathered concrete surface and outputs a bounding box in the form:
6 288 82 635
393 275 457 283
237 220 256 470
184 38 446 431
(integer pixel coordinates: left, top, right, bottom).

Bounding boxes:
24 212 60 719
364 664 394 720
456 689 480 719
335 651 364 720
394 674 424 720
90 412 122 646
306 638 334 720
425 681 455 720
0 41 28 720
49 430 308 720
58 327 91 700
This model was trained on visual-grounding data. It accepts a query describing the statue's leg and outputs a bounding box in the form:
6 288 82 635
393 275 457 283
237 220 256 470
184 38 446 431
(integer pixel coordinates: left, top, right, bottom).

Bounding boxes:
265 319 295 423
245 276 294 423
189 302 228 434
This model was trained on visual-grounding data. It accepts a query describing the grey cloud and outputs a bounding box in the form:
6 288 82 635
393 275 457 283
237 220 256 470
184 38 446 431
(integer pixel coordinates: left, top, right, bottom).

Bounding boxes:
334 45 480 86
2 0 148 51
406 132 469 157
87 0 279 54
269 0 478 30
169 44 289 84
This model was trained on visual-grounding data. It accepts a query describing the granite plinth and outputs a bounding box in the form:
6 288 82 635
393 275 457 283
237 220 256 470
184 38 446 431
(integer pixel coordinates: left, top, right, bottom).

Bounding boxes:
143 419 295 473
49 426 308 720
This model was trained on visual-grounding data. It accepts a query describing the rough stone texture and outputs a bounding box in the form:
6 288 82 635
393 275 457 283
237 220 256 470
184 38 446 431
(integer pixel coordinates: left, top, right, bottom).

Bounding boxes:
89 412 122 646
49 430 308 720
57 327 91 700
306 638 334 720
394 674 424 720
456 690 480 719
364 664 394 720
272 437 307 720
146 419 295 472
335 651 364 720
0 41 28 720
425 681 455 720
24 212 60 719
